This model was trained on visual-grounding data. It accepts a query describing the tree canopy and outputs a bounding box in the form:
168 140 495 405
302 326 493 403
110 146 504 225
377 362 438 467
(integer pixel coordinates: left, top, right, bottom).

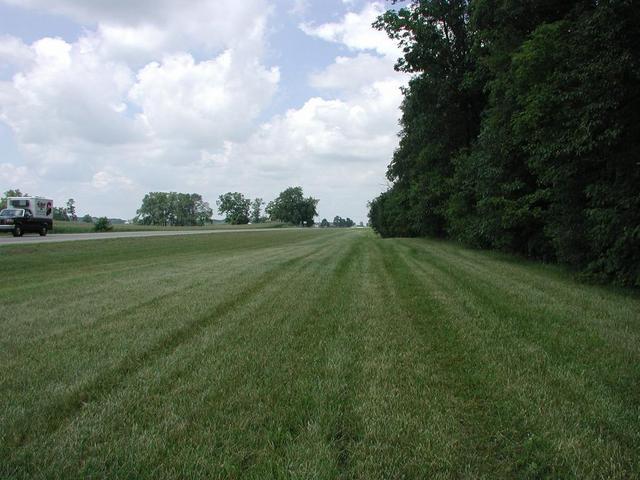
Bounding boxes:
66 198 77 221
2 189 27 208
369 0 640 287
217 192 251 225
333 216 355 228
266 187 318 226
135 192 213 226
250 198 265 224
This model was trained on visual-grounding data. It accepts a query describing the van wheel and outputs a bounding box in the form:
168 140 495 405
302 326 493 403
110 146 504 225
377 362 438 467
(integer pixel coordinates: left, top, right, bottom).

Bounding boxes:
13 225 23 237
40 225 48 236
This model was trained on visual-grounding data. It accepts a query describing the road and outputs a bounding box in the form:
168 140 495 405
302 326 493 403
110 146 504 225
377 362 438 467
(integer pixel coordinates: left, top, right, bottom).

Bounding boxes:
0 228 291 246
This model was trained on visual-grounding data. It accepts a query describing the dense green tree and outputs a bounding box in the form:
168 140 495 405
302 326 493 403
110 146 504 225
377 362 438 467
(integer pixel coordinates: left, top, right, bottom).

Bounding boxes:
250 198 264 224
266 187 318 226
320 218 330 228
81 214 93 223
136 192 213 226
373 0 485 237
217 192 250 225
93 217 113 232
333 216 355 228
369 0 640 286
1 189 28 209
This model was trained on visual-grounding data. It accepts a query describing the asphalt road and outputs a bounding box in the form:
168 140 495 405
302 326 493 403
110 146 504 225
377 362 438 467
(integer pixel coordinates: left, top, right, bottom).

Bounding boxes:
0 228 291 246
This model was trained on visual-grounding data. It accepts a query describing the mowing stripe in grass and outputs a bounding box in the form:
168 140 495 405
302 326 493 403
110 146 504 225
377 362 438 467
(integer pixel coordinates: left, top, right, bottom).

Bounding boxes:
3 232 364 476
1 229 639 479
2 240 335 458
391 238 639 477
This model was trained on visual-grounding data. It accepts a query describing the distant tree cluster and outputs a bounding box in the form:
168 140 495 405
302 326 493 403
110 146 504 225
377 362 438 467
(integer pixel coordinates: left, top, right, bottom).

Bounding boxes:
266 187 318 226
3 186 320 230
369 1 640 286
53 207 68 221
333 216 355 228
135 192 213 226
1 189 27 207
319 216 355 228
217 187 318 226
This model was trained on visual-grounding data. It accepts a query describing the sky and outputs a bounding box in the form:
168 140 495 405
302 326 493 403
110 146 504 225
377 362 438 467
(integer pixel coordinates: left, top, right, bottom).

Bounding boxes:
0 0 407 223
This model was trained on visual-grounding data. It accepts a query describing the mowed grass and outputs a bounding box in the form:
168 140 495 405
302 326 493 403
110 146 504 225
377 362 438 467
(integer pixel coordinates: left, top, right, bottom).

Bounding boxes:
0 229 639 479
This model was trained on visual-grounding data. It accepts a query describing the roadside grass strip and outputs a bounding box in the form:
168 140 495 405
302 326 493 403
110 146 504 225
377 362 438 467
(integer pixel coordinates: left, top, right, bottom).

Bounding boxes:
1 229 638 478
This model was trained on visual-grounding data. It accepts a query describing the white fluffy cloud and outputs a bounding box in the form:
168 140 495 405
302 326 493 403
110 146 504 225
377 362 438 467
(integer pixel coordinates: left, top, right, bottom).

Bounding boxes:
0 0 279 181
247 80 403 164
309 53 398 92
1 0 270 58
300 2 397 58
130 51 279 147
0 35 34 71
0 1 405 221
0 35 141 189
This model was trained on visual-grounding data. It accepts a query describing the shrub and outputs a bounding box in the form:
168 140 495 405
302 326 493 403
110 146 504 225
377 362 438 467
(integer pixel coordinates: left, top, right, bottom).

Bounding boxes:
94 217 113 232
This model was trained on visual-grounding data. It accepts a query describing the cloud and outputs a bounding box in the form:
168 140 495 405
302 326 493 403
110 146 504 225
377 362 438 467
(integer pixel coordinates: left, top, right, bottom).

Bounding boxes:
243 78 404 169
189 75 405 221
129 51 279 147
91 168 135 191
0 1 405 222
288 0 309 17
1 0 272 67
0 35 35 71
0 1 280 181
0 37 139 151
0 162 32 189
300 2 397 58
309 53 398 93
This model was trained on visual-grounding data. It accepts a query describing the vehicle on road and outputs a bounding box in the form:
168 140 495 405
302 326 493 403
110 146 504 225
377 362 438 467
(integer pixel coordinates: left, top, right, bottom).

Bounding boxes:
0 197 53 237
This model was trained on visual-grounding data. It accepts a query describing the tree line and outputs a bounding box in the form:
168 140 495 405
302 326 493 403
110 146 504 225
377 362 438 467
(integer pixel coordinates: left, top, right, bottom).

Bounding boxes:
3 186 320 227
137 186 319 226
134 192 213 226
319 216 356 228
368 0 640 287
216 186 318 226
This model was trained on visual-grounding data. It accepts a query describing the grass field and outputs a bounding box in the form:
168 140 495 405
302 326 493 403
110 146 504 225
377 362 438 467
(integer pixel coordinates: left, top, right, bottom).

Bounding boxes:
1 229 639 479
50 221 287 234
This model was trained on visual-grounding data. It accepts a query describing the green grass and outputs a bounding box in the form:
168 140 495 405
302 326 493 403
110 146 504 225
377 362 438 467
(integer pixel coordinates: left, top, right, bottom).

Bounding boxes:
51 221 286 234
1 229 638 479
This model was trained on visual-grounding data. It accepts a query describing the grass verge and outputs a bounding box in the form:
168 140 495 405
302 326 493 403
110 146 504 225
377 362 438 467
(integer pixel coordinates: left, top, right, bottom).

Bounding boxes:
0 230 638 478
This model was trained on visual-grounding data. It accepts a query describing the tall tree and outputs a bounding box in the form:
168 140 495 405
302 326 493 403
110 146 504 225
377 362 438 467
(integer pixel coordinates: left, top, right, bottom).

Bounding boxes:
1 189 27 208
250 198 264 224
373 0 485 237
266 187 318 226
369 0 640 286
66 199 77 221
217 192 251 225
136 192 212 226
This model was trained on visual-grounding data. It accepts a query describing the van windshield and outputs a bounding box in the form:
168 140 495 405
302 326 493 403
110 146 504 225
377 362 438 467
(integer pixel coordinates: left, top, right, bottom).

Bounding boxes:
0 209 24 217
